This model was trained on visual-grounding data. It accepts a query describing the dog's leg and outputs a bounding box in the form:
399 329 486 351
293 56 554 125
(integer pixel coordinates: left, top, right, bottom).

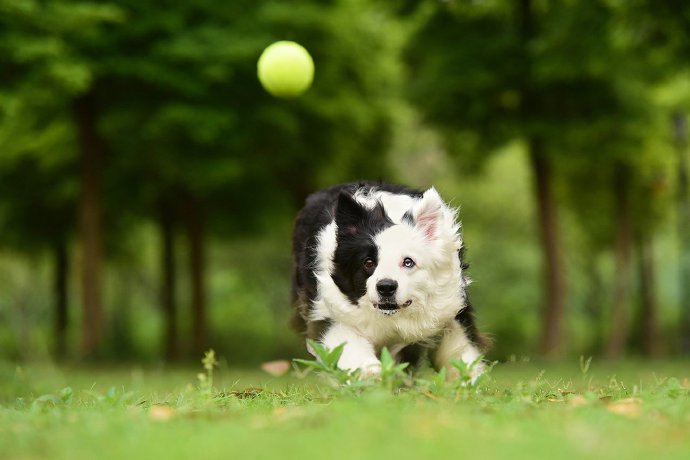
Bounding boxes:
319 322 381 377
432 320 484 383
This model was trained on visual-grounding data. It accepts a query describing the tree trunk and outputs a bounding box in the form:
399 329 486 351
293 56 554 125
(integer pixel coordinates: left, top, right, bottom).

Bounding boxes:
583 256 606 351
159 198 178 361
673 112 690 354
638 238 662 357
183 193 207 355
74 92 104 358
110 267 134 357
515 0 566 357
529 141 566 357
606 163 633 358
54 240 69 359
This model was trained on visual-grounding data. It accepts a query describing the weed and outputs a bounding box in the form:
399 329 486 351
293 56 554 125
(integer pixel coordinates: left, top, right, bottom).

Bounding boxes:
292 339 493 396
197 349 219 395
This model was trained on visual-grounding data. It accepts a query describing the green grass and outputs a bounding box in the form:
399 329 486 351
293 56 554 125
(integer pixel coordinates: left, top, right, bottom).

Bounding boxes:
1 357 689 460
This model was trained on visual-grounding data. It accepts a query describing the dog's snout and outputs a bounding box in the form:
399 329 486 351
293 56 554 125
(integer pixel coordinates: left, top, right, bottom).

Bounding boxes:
376 278 398 297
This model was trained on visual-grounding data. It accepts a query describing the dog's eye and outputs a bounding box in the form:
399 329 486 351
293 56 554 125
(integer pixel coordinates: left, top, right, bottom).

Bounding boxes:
402 257 416 268
363 258 376 270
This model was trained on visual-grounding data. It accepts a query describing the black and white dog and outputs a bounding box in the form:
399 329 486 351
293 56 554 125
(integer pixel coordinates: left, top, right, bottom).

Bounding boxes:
291 182 486 379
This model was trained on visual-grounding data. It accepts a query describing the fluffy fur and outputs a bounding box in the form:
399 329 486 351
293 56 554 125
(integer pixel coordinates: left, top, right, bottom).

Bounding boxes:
291 182 485 379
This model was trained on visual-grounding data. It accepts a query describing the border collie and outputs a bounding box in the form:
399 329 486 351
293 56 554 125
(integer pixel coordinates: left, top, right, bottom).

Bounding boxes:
291 182 486 379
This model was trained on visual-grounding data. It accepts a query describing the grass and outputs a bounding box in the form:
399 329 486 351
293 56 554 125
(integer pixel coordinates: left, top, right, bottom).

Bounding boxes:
1 354 689 460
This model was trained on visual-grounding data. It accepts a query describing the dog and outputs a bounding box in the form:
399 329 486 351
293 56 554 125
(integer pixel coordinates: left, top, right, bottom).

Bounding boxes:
291 181 486 379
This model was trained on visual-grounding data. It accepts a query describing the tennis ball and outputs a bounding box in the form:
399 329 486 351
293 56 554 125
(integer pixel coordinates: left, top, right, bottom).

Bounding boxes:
257 41 314 98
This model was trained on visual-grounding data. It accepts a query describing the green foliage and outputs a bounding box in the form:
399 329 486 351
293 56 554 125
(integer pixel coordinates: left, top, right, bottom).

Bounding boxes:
196 349 218 395
378 346 410 389
294 340 415 391
407 0 676 243
294 340 356 386
21 385 136 413
1 0 407 247
580 355 593 375
293 339 487 396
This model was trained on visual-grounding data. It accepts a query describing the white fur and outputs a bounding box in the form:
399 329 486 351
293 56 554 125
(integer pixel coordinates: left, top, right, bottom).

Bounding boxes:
309 187 481 378
321 323 381 376
353 189 417 222
434 321 484 383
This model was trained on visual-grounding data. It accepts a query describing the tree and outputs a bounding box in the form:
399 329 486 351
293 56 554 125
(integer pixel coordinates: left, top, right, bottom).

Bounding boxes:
0 157 75 357
78 0 406 357
0 0 433 360
407 0 626 356
621 0 690 353
673 111 690 352
0 0 123 357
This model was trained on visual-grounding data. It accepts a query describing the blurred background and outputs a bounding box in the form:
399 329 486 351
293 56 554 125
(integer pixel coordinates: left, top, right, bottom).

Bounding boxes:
1 0 690 365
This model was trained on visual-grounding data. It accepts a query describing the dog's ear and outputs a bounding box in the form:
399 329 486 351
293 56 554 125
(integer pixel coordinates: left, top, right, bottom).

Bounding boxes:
412 187 444 240
335 192 365 235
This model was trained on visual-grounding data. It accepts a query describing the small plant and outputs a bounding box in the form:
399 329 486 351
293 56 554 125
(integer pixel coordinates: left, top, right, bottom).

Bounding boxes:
294 340 498 395
412 357 496 400
450 355 495 388
579 355 594 390
83 386 135 407
379 347 410 390
197 349 218 395
579 355 593 375
30 386 74 411
293 340 357 385
294 340 413 390
416 367 448 398
28 386 135 412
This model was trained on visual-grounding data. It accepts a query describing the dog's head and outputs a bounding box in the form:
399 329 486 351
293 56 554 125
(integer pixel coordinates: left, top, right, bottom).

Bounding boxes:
331 187 463 316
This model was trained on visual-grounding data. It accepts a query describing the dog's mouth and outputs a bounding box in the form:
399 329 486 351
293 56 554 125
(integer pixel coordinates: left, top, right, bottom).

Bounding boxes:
374 299 412 315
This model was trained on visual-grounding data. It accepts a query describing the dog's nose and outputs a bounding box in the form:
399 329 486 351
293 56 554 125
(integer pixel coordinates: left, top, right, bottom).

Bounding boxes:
376 278 398 297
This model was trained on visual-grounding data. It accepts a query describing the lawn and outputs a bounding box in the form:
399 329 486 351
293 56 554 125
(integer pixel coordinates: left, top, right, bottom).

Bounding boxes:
1 356 689 460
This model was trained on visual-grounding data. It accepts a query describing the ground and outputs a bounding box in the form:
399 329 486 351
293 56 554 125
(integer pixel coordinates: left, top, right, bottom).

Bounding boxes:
1 358 689 460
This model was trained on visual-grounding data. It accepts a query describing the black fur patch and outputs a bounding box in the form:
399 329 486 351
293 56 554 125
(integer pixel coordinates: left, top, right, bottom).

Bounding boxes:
458 246 470 271
401 210 414 225
455 245 484 348
331 193 393 304
455 300 482 347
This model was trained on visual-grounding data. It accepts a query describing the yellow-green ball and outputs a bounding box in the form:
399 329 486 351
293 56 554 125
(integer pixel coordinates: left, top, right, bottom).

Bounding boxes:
257 41 314 98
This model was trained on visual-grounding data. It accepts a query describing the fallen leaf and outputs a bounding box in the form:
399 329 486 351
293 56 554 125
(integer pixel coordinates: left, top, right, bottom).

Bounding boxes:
261 360 291 377
682 378 690 389
149 405 175 421
607 398 642 418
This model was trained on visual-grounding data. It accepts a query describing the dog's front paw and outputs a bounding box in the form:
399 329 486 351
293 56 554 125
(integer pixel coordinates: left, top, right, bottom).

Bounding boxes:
357 360 382 379
338 355 381 379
